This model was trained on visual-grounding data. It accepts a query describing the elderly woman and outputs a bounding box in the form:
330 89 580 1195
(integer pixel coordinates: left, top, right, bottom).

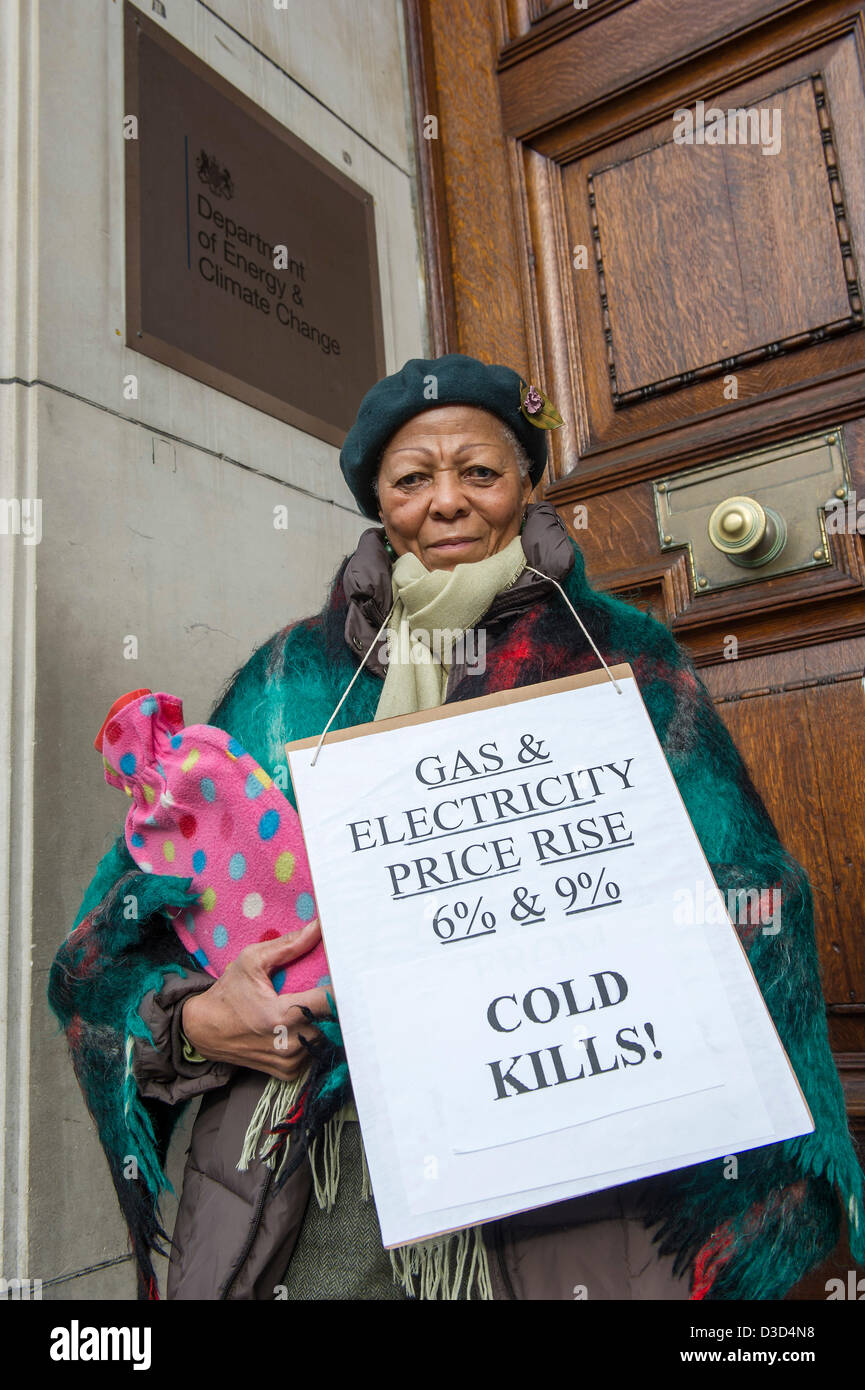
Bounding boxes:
49 353 864 1301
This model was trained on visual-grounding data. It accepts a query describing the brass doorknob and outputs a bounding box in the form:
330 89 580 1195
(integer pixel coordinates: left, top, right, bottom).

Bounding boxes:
707 495 787 568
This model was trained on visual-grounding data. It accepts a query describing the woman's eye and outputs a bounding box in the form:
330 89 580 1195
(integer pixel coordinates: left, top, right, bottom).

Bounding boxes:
395 465 497 487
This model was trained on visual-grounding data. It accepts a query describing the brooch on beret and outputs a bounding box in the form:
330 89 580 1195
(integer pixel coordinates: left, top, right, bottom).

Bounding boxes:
519 378 564 429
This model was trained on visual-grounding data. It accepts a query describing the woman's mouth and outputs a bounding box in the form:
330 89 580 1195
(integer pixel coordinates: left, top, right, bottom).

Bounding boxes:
428 538 477 550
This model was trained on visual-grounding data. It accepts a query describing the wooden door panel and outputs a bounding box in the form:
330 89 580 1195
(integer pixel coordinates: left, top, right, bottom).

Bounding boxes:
587 77 855 402
703 641 865 1066
560 44 865 456
711 684 856 1005
497 0 795 136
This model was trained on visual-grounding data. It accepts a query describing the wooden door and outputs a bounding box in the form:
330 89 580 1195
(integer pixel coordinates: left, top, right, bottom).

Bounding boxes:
406 0 865 1295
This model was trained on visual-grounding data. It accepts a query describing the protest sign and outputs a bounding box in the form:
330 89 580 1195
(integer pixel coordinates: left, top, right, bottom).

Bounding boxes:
286 664 812 1247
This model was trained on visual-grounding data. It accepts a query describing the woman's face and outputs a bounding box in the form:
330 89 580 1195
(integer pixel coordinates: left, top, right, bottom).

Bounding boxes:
375 405 533 571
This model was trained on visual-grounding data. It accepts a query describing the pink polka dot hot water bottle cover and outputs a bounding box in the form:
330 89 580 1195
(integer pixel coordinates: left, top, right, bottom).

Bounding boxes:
94 688 328 995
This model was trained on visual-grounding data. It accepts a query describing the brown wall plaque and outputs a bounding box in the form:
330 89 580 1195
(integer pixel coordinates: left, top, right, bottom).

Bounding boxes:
124 2 386 446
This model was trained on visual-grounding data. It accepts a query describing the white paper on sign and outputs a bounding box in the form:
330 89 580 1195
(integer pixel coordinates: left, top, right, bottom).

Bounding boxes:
286 667 812 1248
413 922 725 1156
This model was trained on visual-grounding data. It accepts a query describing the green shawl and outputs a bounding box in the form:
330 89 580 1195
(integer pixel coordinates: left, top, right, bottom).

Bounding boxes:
47 534 865 1299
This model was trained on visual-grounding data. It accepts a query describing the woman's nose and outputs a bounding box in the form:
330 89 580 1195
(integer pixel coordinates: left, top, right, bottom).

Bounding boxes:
429 478 468 514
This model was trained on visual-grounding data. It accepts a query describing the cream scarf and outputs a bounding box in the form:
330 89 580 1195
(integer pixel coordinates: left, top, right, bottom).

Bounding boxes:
373 532 528 1296
375 534 527 721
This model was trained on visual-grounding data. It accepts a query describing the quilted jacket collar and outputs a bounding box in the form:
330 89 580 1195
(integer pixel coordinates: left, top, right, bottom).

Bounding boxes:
342 499 575 678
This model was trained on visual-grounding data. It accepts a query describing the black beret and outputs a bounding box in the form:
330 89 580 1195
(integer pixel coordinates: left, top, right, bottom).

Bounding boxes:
340 353 557 520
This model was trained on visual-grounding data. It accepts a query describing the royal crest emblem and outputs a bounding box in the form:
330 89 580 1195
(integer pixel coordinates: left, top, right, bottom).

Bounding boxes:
196 149 235 200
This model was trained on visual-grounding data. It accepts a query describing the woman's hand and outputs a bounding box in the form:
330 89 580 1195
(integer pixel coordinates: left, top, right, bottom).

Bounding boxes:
180 921 334 1081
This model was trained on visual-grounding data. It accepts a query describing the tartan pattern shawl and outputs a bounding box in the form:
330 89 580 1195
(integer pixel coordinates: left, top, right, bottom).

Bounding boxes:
48 536 865 1299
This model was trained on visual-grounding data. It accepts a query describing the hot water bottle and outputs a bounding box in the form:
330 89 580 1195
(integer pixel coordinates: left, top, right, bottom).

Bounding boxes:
93 688 328 996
